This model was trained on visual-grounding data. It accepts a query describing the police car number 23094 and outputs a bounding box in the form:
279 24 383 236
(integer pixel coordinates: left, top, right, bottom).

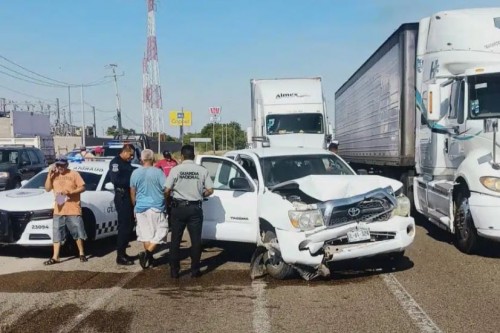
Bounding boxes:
0 160 131 246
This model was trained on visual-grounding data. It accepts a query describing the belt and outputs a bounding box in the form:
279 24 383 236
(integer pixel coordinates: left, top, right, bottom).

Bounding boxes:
172 199 202 207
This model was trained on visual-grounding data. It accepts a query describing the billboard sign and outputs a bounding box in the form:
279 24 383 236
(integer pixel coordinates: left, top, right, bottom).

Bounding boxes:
169 110 192 126
209 106 221 115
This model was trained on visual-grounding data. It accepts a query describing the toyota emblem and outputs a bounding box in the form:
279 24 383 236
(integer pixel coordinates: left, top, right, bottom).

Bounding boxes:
347 207 361 217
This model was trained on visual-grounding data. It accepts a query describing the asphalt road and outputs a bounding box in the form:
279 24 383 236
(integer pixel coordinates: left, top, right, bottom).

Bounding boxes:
0 218 499 333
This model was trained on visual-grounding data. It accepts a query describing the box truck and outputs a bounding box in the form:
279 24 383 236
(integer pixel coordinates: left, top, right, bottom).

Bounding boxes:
248 77 332 149
334 8 500 253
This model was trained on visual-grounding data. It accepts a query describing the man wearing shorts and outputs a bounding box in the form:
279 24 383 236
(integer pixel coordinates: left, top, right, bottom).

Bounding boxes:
130 149 168 269
43 156 87 265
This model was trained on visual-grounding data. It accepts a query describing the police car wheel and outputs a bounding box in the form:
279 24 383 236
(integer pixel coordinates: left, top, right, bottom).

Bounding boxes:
263 231 295 280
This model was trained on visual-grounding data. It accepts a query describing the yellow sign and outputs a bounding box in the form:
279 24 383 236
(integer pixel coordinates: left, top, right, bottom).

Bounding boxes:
169 110 192 126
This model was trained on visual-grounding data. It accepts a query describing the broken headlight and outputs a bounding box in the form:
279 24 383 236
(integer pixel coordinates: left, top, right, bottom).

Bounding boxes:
391 194 411 217
288 209 324 231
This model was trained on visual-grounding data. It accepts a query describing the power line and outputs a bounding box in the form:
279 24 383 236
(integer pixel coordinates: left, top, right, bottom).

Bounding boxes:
0 64 66 87
0 54 114 88
0 53 70 85
0 69 68 87
0 83 55 103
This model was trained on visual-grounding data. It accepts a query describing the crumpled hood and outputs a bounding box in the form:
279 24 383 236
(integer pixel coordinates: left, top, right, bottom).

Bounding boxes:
0 189 54 211
273 175 402 201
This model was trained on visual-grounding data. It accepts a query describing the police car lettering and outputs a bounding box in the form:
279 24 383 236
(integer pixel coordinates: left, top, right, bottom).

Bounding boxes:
112 164 119 172
179 171 200 179
72 166 105 173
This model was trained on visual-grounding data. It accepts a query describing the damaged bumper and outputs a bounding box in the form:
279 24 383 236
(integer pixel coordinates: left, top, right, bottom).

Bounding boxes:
275 216 415 266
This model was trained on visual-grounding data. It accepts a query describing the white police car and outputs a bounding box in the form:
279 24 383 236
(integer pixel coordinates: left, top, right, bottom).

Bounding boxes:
0 160 127 246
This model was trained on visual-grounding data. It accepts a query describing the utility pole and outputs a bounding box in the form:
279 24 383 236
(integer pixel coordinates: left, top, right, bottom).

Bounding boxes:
55 98 60 126
179 107 184 144
212 119 215 154
67 87 72 124
92 106 96 138
81 84 85 146
107 64 123 136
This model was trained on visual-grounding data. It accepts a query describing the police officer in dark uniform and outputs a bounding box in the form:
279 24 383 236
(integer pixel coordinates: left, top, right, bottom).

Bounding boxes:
166 144 214 278
109 144 136 265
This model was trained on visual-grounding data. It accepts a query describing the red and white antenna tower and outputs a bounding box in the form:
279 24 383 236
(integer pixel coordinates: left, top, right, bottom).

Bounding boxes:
142 0 163 136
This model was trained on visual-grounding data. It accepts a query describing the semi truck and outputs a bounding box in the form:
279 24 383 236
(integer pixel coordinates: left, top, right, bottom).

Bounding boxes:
248 77 332 149
334 8 500 253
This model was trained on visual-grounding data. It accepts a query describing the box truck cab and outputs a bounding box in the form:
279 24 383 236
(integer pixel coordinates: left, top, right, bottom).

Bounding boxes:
414 8 500 252
335 8 500 253
248 78 332 149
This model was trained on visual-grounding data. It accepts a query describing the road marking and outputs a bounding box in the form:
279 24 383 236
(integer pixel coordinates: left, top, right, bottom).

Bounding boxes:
57 271 140 333
251 280 270 333
382 273 443 333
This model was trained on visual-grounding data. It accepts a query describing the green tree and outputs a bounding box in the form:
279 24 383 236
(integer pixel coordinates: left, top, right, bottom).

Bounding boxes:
106 126 136 136
197 121 247 151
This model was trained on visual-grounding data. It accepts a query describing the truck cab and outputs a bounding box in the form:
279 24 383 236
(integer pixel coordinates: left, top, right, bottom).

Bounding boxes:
414 8 500 252
248 78 332 149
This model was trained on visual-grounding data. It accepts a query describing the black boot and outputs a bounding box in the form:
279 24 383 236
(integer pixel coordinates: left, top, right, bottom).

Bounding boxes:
116 254 134 266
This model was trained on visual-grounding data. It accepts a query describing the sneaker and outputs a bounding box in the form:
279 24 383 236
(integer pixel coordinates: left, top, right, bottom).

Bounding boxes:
138 251 148 269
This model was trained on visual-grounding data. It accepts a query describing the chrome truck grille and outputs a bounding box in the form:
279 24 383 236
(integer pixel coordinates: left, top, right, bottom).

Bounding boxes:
321 187 397 227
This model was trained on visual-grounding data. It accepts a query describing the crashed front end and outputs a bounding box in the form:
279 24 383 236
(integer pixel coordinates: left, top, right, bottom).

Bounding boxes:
272 185 415 278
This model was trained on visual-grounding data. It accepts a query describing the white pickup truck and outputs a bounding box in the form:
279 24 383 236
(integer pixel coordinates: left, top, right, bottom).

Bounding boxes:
196 147 415 280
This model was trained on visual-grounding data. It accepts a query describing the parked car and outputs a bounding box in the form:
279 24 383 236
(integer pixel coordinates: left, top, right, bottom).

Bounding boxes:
0 145 47 191
0 160 137 246
196 147 415 280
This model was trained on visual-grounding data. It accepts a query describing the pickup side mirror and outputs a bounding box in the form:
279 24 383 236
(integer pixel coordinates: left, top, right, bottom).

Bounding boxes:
104 182 115 191
20 180 28 187
426 84 441 121
229 177 252 191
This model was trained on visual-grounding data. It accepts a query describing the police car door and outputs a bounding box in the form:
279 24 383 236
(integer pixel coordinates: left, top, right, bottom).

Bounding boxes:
196 156 259 243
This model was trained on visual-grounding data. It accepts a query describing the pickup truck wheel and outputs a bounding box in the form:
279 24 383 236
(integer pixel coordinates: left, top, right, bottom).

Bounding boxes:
263 231 295 279
454 194 478 254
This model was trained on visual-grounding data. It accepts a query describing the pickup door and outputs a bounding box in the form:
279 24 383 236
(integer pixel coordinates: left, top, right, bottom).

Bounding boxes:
197 155 259 244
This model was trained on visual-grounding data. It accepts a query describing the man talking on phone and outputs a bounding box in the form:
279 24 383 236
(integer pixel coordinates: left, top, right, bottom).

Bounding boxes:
44 156 87 265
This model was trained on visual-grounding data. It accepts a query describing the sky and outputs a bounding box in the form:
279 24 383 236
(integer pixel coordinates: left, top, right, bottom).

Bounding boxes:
0 0 499 137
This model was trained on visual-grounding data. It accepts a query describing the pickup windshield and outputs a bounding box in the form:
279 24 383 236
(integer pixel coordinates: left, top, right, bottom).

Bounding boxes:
261 154 354 186
22 171 102 191
469 73 500 119
266 113 323 135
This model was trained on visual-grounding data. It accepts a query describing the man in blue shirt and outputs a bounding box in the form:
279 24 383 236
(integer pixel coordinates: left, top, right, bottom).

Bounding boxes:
130 149 168 269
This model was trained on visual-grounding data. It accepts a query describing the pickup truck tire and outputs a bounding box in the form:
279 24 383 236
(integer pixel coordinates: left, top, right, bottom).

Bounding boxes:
454 194 478 254
263 231 295 279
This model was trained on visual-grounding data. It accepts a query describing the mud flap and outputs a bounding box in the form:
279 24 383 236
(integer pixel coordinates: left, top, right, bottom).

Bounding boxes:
249 246 268 280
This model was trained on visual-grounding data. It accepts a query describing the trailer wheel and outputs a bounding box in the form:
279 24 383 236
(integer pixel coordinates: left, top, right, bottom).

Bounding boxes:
454 194 479 254
263 231 295 280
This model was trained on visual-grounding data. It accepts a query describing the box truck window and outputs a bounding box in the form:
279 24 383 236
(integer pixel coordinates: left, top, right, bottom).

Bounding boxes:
266 114 323 135
469 73 500 119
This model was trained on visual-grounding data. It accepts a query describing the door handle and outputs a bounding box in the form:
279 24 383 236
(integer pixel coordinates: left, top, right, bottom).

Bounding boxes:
444 138 449 154
203 198 208 202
